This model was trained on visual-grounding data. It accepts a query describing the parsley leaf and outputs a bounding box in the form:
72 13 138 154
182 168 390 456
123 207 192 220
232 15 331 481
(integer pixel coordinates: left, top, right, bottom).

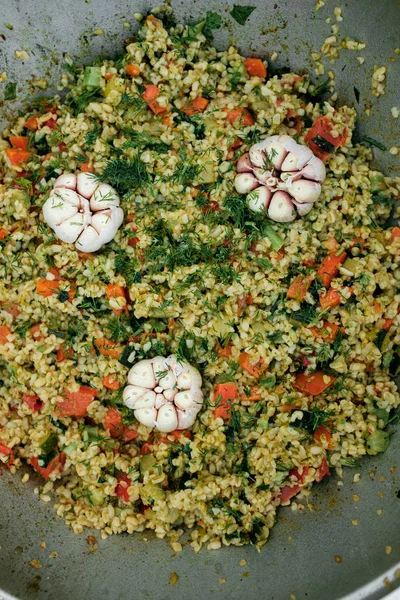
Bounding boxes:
202 11 222 39
4 82 17 101
230 5 256 25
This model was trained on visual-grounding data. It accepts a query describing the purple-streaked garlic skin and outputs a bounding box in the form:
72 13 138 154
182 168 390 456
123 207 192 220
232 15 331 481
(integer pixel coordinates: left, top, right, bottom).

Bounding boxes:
42 172 124 252
234 172 259 194
234 134 326 222
236 153 253 173
123 355 203 433
247 186 272 213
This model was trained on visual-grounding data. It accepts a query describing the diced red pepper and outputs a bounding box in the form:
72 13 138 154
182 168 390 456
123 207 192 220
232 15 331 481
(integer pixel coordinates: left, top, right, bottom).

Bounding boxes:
305 116 347 162
0 442 15 468
57 386 97 417
279 484 301 503
23 394 43 411
105 407 125 438
116 473 132 502
213 382 237 420
316 458 331 482
287 275 313 301
314 425 335 450
293 371 336 395
31 452 66 480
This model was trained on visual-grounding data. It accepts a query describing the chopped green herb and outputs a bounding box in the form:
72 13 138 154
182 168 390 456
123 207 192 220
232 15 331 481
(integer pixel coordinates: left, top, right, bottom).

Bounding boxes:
57 290 70 303
360 136 387 151
311 136 335 154
230 5 256 25
4 81 17 101
353 86 360 103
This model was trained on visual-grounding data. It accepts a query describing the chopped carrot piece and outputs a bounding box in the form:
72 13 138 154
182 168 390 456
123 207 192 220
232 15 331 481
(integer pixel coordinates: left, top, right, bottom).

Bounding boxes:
142 84 167 115
317 251 346 288
244 58 267 78
31 452 66 480
122 429 139 442
242 386 262 401
238 351 266 378
287 275 313 301
305 116 347 162
36 278 60 297
236 294 254 316
126 64 140 77
182 96 209 116
314 425 335 450
4 303 20 318
0 228 8 241
30 323 42 340
281 403 300 412
0 325 13 344
24 115 39 131
382 318 393 331
390 227 400 241
373 301 382 314
56 344 74 362
94 337 123 359
320 288 342 311
140 442 153 455
23 394 43 411
80 161 94 173
308 320 339 343
5 148 31 167
9 136 28 150
227 107 254 127
214 382 237 420
105 73 113 81
216 341 233 358
103 374 121 390
293 371 336 395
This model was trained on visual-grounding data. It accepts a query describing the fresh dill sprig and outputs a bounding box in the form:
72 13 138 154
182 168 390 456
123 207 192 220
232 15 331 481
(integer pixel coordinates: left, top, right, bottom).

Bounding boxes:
66 87 101 116
95 157 150 194
114 249 141 286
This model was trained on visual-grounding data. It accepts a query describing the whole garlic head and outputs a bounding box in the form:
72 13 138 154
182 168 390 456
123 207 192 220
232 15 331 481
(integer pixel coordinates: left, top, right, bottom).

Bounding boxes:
123 355 203 432
234 135 326 222
42 172 124 252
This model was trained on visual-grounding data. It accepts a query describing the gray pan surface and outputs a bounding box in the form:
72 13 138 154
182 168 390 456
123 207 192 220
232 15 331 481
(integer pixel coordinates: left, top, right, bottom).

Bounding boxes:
0 1 399 599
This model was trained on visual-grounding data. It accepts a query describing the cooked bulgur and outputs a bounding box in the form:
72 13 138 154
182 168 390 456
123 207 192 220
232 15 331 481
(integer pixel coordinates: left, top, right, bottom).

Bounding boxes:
0 12 399 552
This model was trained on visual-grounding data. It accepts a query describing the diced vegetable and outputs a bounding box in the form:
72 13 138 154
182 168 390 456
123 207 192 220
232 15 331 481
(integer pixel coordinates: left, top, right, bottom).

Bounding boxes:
390 227 400 241
213 382 237 420
369 172 386 194
0 442 14 468
316 458 330 482
57 386 97 417
0 325 12 344
103 374 120 390
374 408 390 425
5 148 31 166
39 432 58 455
31 452 65 480
94 337 123 359
244 58 267 78
227 107 255 127
140 453 156 474
56 344 74 362
24 115 39 131
305 116 347 161
105 407 125 438
105 283 127 314
308 320 339 343
118 344 136 367
23 394 43 411
238 352 265 378
287 275 313 301
83 66 102 89
279 484 301 503
0 228 8 241
317 251 346 288
104 75 125 98
293 371 336 395
319 288 341 310
126 64 141 77
313 425 335 450
382 318 393 331
366 429 390 455
30 323 42 340
10 136 28 150
36 278 76 301
116 473 132 502
264 223 284 251
142 84 167 115
182 96 209 116
142 482 166 502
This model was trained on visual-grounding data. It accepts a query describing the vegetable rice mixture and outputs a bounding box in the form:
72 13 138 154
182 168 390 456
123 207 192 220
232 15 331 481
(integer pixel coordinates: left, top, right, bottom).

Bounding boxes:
0 12 399 552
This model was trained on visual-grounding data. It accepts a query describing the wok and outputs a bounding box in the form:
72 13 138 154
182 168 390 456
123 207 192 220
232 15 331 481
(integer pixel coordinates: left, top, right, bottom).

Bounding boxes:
0 1 399 599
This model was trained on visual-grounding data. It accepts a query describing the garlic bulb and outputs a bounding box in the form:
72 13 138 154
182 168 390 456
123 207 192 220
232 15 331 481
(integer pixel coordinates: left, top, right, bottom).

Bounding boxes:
123 355 203 432
42 172 124 252
235 135 326 222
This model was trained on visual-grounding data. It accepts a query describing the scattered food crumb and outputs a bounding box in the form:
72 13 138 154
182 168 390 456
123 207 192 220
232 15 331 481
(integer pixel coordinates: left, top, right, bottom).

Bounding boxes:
369 470 376 481
334 555 342 564
378 475 386 483
353 473 361 483
385 546 392 555
242 571 249 579
239 559 247 567
352 520 358 526
383 577 392 590
218 578 226 584
49 552 58 559
169 572 179 587
394 48 400 55
129 548 133 553
352 494 360 502
21 473 30 483
356 56 365 65
288 536 293 543
29 560 42 569
389 146 399 155
394 568 400 579
390 466 397 473
377 491 384 498
0 71 7 82
290 594 297 600
15 50 29 61
270 51 278 61
87 536 97 546
372 65 386 98
40 541 46 549
315 0 325 11
391 107 399 119
377 509 383 515
93 28 104 36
